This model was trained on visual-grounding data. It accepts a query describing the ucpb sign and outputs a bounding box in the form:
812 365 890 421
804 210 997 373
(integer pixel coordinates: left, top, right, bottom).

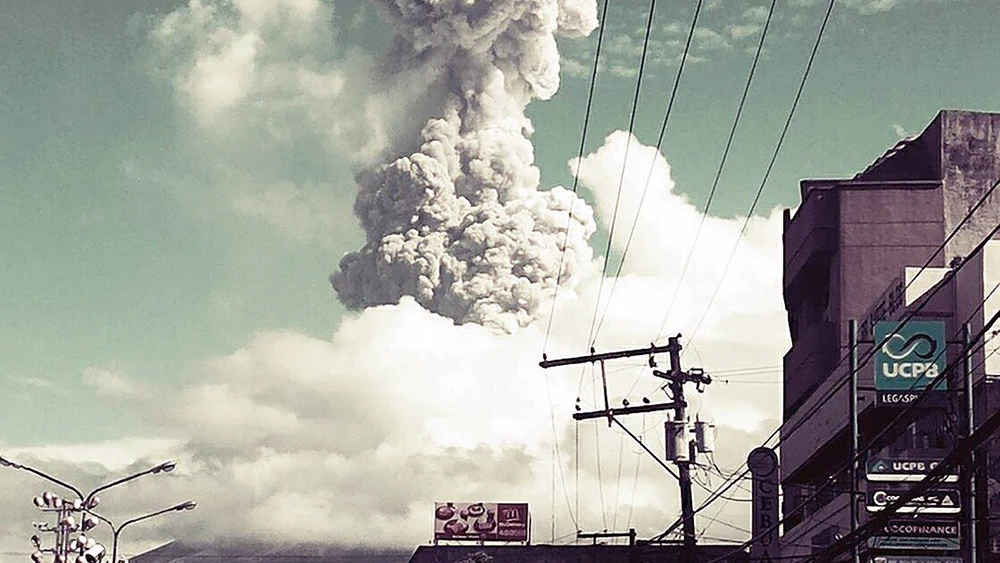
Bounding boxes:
874 321 946 406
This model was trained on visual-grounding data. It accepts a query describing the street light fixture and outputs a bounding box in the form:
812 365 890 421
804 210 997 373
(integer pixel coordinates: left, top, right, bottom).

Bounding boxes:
0 455 177 506
0 456 191 563
90 501 197 563
82 460 177 509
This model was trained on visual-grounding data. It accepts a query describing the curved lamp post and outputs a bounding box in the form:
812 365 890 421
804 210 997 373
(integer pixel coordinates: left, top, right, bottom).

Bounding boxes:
90 502 196 563
0 457 84 500
0 455 184 563
0 456 176 506
81 461 176 510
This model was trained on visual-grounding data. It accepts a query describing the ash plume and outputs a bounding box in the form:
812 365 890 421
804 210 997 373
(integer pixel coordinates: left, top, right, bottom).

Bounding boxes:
331 0 599 333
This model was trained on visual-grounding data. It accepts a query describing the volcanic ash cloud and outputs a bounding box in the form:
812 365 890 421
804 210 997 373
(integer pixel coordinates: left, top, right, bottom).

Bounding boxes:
331 0 599 333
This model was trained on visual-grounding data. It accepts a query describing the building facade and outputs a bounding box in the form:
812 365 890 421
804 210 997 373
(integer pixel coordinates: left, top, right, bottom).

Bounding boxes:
779 110 1000 561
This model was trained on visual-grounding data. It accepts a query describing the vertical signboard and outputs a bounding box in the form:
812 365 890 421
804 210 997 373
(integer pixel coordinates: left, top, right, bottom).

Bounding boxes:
434 502 529 542
874 321 947 406
748 447 779 563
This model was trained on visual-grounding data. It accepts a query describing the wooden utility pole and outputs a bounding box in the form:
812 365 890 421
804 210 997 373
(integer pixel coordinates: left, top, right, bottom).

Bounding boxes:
653 335 712 560
540 336 711 563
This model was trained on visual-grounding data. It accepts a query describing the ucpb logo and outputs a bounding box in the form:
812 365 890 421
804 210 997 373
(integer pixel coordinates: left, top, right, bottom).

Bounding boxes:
880 332 938 379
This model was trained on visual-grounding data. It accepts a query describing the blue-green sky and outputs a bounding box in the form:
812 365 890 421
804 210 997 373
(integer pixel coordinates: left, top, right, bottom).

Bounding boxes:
1 0 998 552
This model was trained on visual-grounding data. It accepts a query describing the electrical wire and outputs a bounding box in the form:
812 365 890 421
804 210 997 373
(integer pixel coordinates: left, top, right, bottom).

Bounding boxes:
542 0 612 354
544 371 579 529
691 280 1000 563
653 0 778 340
586 0 659 350
679 0 837 348
611 432 626 531
590 0 704 344
647 189 1000 550
715 171 1000 498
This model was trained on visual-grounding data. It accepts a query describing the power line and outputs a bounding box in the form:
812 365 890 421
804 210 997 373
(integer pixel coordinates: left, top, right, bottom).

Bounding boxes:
542 0 612 354
590 0 704 344
806 385 1000 563
586 0 659 350
692 276 1000 563
653 0 778 341
681 0 837 348
650 195 1000 554
718 171 1000 494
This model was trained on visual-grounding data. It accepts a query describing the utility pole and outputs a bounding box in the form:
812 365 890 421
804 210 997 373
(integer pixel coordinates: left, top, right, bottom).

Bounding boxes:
963 323 977 563
848 320 859 563
540 336 711 563
653 335 712 561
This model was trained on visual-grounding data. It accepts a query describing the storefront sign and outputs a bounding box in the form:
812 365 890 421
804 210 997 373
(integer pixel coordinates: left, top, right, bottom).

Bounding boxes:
867 519 960 551
866 458 959 483
874 321 947 406
434 502 528 542
866 487 960 514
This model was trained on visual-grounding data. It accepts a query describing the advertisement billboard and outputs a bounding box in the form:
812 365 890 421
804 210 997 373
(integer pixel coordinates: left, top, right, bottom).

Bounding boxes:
434 502 528 542
874 321 947 406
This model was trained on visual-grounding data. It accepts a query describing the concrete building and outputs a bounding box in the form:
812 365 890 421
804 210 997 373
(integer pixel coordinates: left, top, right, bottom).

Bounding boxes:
779 109 1000 561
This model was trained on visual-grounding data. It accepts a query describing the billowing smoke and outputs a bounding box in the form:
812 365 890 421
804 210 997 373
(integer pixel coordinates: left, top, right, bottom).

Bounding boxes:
331 0 599 333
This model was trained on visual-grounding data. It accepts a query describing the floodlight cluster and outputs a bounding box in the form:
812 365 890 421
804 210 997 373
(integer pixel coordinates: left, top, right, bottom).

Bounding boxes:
30 492 105 563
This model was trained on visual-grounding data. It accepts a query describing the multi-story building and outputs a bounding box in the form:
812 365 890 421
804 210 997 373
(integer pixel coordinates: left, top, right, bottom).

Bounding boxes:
779 110 1000 561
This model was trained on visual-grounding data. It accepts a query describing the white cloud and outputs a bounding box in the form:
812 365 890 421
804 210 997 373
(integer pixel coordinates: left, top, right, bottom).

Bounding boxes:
142 1 426 247
727 22 763 41
0 133 786 553
83 367 148 400
229 181 355 246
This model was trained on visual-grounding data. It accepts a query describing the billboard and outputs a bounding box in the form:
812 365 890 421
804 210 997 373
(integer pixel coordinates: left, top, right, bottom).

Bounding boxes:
874 321 947 406
434 502 528 542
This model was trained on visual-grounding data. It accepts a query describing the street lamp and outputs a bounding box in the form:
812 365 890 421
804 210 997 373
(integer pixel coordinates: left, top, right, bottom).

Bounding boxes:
0 456 186 563
82 460 176 510
90 501 196 563
0 456 177 506
0 456 84 500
